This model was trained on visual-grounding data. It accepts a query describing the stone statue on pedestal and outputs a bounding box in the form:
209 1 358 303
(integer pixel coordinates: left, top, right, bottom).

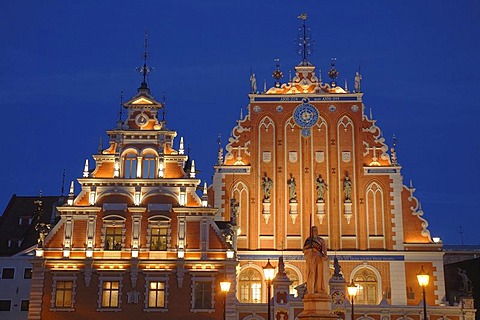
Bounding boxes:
303 226 328 294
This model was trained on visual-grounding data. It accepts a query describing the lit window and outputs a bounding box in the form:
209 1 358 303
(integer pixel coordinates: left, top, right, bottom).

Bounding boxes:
150 227 168 251
124 154 137 178
148 281 166 308
193 281 213 309
238 268 262 303
105 227 123 251
55 281 73 308
142 154 156 178
353 268 378 305
102 281 120 308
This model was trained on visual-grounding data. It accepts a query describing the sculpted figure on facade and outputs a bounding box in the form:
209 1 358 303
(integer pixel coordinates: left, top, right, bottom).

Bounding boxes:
354 71 362 93
261 173 273 202
287 174 297 202
303 226 328 294
343 175 352 202
315 174 327 202
35 222 51 248
250 73 257 93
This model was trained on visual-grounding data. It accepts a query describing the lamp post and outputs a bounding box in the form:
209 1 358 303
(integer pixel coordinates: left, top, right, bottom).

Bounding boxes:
347 280 358 320
263 259 275 320
220 279 231 320
417 266 430 320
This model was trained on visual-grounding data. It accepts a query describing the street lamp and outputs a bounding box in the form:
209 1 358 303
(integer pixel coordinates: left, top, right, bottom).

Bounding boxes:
347 280 358 320
263 259 275 320
417 266 430 320
220 279 231 320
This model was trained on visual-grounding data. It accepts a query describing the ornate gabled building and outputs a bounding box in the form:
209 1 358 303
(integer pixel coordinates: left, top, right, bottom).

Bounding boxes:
27 75 237 319
211 16 475 320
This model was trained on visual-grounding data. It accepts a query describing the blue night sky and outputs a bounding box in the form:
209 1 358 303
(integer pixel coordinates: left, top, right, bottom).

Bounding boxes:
1 1 479 244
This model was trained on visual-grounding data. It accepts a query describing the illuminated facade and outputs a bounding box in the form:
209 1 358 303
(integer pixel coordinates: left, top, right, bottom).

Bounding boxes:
211 20 475 320
27 80 237 320
27 20 475 320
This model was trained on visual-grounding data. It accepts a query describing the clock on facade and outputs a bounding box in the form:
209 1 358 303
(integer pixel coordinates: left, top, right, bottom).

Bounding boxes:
293 100 319 128
135 113 149 127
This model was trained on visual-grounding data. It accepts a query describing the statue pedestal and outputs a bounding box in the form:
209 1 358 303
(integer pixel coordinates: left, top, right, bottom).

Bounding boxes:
289 202 298 224
298 293 340 320
316 202 325 224
262 202 271 224
343 202 353 224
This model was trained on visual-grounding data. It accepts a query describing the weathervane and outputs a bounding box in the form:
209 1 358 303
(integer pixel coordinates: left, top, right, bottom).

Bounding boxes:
136 31 153 88
328 58 339 85
272 58 283 88
297 13 314 66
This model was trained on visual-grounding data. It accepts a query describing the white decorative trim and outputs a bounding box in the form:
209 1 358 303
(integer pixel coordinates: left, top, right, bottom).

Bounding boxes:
406 185 433 242
390 173 404 250
432 259 446 305
389 261 407 305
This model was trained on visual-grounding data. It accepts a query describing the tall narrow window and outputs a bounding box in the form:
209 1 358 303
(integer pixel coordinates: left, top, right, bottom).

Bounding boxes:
55 281 73 308
148 281 166 308
142 154 156 178
102 281 120 308
105 227 122 250
193 281 212 309
124 154 137 178
150 226 168 251
238 268 262 303
353 268 378 305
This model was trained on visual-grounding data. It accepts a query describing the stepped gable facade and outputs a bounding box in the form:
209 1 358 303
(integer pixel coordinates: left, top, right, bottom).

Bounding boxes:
27 81 236 320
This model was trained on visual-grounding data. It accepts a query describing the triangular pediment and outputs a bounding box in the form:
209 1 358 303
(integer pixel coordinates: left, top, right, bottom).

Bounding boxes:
132 97 154 105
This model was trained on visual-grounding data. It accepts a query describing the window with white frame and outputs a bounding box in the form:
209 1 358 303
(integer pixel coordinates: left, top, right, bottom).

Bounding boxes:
51 274 77 311
238 268 262 303
353 268 378 305
97 275 123 311
148 216 171 251
142 154 156 178
191 276 214 311
102 216 125 251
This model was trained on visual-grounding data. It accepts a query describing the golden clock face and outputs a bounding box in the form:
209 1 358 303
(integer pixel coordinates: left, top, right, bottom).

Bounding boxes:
135 113 149 127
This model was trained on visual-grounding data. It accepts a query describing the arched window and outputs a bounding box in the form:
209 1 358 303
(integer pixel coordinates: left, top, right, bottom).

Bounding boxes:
124 154 137 178
285 268 300 297
238 268 262 303
142 154 156 178
353 268 378 305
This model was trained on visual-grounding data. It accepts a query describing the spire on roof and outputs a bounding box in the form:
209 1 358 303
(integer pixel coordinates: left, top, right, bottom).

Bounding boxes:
296 13 314 66
136 31 153 94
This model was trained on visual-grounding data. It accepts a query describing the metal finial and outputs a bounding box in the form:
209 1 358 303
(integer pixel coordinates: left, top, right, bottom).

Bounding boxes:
328 58 339 84
296 13 313 66
162 92 166 121
118 91 124 122
136 31 153 89
61 169 66 196
272 58 283 88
